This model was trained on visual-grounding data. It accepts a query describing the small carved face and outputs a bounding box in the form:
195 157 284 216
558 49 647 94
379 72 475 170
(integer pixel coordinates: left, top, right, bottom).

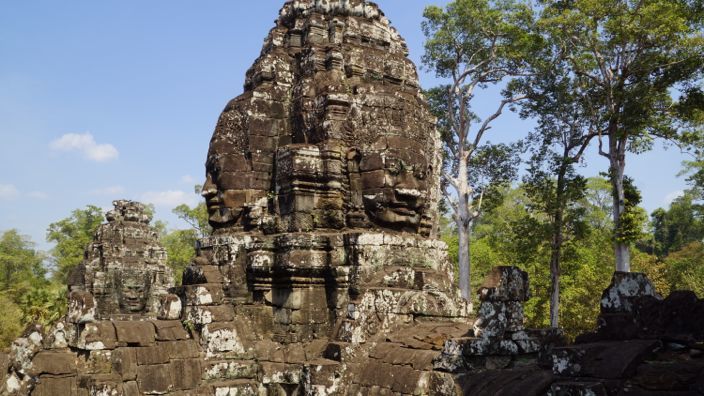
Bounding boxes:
359 137 430 230
118 273 149 313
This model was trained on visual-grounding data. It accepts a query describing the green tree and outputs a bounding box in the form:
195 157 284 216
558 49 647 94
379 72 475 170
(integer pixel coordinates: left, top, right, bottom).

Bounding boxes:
470 186 537 289
557 227 614 337
651 192 704 256
0 230 46 291
540 0 704 272
514 52 601 327
46 205 103 282
581 177 614 231
0 230 59 348
173 204 210 238
172 185 210 238
663 241 704 297
461 182 622 339
161 191 211 283
16 284 67 327
0 293 23 349
161 229 198 285
631 249 669 296
611 175 649 245
422 0 539 301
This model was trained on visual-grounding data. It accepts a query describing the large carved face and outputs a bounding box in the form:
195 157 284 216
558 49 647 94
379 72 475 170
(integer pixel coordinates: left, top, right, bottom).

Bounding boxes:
202 149 251 227
359 137 430 230
202 96 273 230
201 129 262 229
118 272 149 313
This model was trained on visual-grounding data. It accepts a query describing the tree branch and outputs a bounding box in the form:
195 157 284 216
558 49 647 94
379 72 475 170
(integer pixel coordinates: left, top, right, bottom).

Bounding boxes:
472 95 527 150
441 180 460 220
471 190 484 220
597 132 611 159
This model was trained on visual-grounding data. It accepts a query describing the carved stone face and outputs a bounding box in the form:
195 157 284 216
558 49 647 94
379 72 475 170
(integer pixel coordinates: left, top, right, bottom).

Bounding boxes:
359 137 430 230
201 149 255 228
118 273 149 313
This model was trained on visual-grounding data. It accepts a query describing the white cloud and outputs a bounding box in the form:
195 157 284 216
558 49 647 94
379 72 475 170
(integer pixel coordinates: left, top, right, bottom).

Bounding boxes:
27 191 48 200
664 190 684 205
50 133 119 162
0 184 19 200
91 185 125 195
140 190 197 208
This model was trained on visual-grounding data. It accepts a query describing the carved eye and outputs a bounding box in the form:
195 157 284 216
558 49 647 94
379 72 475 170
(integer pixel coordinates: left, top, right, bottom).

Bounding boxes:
206 159 220 176
386 159 402 175
414 166 426 180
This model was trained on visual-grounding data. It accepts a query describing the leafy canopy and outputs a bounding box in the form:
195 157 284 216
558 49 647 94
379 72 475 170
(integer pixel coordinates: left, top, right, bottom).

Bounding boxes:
539 0 704 144
46 205 104 283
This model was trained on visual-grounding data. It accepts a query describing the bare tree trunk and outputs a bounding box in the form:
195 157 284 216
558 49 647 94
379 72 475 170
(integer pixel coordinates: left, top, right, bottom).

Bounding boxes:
612 173 631 272
549 165 567 329
458 217 471 301
457 157 472 302
609 133 631 272
549 250 560 328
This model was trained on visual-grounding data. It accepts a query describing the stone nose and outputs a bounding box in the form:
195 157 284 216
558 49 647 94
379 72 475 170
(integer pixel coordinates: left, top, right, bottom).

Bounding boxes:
394 172 421 192
201 176 217 198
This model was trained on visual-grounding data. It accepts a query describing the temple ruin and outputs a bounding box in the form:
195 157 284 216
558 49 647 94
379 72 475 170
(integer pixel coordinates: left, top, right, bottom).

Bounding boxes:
2 1 703 395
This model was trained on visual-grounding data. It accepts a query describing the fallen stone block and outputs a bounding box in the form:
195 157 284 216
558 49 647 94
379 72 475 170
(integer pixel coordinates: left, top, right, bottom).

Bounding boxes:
632 359 704 391
549 381 608 396
551 340 660 379
601 272 661 314
458 367 553 396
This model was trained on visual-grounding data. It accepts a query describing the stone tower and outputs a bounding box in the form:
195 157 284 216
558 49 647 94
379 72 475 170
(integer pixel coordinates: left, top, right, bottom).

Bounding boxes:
188 0 471 392
67 200 174 320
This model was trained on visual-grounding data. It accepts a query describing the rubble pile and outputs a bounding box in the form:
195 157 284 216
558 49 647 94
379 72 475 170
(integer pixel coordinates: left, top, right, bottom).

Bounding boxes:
544 273 704 395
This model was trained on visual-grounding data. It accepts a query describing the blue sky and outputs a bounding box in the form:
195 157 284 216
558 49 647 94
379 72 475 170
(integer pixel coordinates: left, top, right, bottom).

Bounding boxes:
0 1 690 252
